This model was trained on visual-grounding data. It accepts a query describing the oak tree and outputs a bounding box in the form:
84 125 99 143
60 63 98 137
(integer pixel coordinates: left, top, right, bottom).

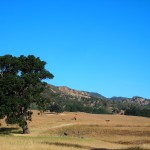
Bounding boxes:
0 55 54 133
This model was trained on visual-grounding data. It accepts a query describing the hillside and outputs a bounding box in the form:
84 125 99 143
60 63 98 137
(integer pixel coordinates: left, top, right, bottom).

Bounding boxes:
45 84 106 99
110 96 150 105
40 84 150 117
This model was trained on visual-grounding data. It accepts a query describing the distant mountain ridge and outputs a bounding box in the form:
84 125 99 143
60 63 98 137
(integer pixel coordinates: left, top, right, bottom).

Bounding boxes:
46 84 150 106
109 96 150 105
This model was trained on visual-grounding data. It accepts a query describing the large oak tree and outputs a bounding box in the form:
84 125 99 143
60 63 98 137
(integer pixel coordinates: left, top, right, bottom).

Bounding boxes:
0 55 54 133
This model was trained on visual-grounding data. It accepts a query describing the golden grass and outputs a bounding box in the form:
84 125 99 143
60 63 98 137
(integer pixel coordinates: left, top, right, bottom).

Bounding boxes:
0 110 150 150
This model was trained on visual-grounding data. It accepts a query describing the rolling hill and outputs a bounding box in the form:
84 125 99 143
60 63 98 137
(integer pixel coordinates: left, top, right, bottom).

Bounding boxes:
39 84 150 117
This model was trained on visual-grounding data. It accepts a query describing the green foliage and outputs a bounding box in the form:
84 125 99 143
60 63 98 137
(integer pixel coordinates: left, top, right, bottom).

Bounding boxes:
36 96 51 113
0 54 54 132
92 107 112 114
124 105 150 117
49 102 63 113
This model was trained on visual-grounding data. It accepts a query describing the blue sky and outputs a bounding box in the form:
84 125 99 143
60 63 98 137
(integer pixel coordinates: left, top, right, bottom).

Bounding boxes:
0 0 150 98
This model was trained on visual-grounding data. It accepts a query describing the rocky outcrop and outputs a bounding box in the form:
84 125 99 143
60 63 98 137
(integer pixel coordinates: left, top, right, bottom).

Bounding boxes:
131 96 150 105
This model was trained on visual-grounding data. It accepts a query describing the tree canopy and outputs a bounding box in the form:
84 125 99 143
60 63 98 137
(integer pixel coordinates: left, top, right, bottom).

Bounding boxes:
0 54 54 133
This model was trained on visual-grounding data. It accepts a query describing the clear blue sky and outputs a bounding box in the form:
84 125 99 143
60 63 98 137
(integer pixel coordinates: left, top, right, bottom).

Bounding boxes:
0 0 150 98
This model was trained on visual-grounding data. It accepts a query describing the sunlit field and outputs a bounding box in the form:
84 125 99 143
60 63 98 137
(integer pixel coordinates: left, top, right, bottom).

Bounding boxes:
0 110 150 150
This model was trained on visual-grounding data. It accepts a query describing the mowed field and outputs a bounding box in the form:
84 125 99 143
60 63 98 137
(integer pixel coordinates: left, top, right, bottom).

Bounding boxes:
0 110 150 150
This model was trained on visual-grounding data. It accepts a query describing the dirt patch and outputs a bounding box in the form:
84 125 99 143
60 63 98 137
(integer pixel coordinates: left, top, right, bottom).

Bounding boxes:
49 123 76 129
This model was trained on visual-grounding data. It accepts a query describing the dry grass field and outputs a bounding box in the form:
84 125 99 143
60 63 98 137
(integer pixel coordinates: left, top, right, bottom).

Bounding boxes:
0 110 150 150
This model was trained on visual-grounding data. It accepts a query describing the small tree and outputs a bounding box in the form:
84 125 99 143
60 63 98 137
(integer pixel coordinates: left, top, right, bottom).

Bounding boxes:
37 96 51 114
0 55 54 133
49 102 63 114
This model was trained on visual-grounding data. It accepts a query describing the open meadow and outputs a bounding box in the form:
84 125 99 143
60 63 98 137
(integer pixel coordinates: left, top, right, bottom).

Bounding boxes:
0 110 150 150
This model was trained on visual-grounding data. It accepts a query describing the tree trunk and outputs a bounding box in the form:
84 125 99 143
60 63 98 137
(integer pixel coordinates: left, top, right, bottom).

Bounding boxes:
22 122 30 134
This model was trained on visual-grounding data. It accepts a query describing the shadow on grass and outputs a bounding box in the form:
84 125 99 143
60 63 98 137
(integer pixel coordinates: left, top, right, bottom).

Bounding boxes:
91 147 148 150
92 148 148 150
44 142 146 150
44 142 106 149
0 127 21 135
